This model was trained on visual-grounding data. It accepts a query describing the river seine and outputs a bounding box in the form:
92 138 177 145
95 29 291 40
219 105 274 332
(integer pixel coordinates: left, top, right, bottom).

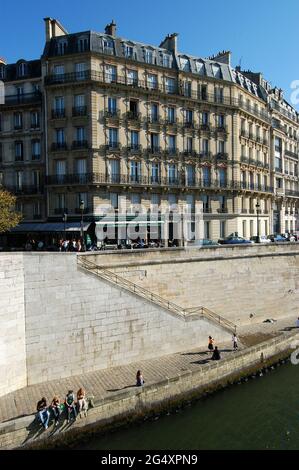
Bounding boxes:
76 360 299 450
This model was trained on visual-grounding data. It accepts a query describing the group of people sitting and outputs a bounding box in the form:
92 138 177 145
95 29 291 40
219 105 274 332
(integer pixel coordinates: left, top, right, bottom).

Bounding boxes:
36 388 88 430
59 239 84 252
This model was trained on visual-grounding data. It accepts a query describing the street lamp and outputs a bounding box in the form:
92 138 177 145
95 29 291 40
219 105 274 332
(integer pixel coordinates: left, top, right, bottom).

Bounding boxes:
256 201 260 241
63 212 67 242
80 199 86 251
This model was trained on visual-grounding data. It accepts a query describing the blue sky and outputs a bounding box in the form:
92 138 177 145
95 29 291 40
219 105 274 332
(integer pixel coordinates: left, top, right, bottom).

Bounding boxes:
1 0 299 107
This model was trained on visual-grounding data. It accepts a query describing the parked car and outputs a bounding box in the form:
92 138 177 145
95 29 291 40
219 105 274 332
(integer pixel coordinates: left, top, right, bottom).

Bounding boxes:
187 239 220 247
267 234 288 242
219 235 252 245
250 235 271 244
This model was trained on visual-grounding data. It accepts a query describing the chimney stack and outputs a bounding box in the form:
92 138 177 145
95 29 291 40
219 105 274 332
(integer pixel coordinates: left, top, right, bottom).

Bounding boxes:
105 20 117 37
159 33 178 54
44 17 68 41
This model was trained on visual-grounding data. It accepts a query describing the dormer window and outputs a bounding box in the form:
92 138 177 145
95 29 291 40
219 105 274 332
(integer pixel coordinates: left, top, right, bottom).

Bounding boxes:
179 57 190 72
102 38 114 54
195 60 205 75
145 49 154 64
77 37 89 52
0 64 5 79
18 62 28 77
162 54 171 68
56 40 68 55
211 63 222 79
124 45 134 59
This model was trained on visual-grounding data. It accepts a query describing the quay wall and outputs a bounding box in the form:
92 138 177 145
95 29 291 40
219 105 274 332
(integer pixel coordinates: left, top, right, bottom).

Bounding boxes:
0 254 26 396
86 244 299 325
0 244 298 396
0 330 298 450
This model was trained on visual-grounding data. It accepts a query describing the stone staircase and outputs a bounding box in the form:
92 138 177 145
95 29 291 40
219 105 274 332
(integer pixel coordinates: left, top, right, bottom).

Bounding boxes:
77 256 237 334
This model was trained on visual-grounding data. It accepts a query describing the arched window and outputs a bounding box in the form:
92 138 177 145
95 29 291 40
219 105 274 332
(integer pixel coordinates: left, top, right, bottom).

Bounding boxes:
18 62 28 77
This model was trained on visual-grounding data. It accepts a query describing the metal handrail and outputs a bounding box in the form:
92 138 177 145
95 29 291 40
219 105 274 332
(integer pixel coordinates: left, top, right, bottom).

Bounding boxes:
78 257 237 333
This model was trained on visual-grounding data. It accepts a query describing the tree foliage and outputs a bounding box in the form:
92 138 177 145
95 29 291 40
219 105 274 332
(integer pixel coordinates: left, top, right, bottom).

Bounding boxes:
0 189 22 233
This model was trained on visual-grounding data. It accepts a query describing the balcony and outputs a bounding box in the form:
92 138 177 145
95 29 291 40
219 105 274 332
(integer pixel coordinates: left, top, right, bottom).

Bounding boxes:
275 166 283 173
238 100 271 123
30 123 40 130
103 109 120 120
1 92 42 107
216 125 228 133
15 155 24 162
72 140 88 149
200 124 211 132
217 208 228 213
183 120 195 130
200 151 212 160
72 106 87 117
47 174 93 185
216 152 228 161
32 154 41 161
125 111 141 122
51 109 65 119
285 150 298 159
4 185 43 195
256 160 264 168
285 189 299 197
241 156 249 164
249 209 255 214
182 150 198 158
240 129 249 138
51 142 67 151
148 146 162 155
263 138 268 146
14 125 23 131
164 148 178 157
105 143 121 152
241 209 248 214
127 144 142 154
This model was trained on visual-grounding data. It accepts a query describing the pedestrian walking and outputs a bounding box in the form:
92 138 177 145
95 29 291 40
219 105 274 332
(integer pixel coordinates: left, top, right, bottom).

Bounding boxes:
232 333 238 351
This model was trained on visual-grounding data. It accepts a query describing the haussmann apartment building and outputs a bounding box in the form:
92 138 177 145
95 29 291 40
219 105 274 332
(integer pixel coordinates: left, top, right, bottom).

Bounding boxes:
0 18 298 247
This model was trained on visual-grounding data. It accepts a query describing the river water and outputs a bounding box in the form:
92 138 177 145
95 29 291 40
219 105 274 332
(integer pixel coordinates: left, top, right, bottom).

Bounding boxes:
77 360 299 450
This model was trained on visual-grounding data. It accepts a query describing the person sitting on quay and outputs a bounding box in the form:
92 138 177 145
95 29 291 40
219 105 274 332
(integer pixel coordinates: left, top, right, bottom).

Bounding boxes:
77 387 88 418
136 370 145 387
296 317 299 328
208 336 214 352
211 346 221 361
65 390 77 423
36 397 50 430
50 395 62 427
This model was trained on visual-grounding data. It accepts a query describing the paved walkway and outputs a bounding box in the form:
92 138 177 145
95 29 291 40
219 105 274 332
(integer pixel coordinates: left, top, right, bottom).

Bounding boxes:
0 314 297 424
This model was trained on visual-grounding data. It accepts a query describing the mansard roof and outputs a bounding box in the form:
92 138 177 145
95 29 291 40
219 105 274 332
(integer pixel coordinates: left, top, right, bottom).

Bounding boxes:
1 59 41 82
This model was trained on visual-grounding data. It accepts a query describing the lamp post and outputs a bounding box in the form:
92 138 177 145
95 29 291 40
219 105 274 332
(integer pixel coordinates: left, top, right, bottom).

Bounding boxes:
63 212 67 242
256 201 260 241
80 199 86 251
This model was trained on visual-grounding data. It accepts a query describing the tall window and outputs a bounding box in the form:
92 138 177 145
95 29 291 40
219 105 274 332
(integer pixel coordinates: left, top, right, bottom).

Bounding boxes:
16 171 23 189
151 163 160 183
54 96 65 117
127 69 138 85
125 45 134 58
168 135 176 152
56 193 66 210
32 170 40 189
108 128 118 147
31 111 40 128
54 65 64 76
130 161 141 182
56 128 65 144
165 77 176 94
203 167 211 186
130 131 139 149
220 221 226 238
202 139 209 154
151 103 159 122
186 165 195 185
105 65 117 83
18 62 28 77
109 160 120 183
204 221 210 239
167 107 175 123
150 133 159 151
218 168 227 187
31 140 40 160
14 112 22 130
76 159 86 175
15 141 23 161
108 97 117 114
168 164 177 183
145 50 153 64
75 63 87 80
76 127 85 143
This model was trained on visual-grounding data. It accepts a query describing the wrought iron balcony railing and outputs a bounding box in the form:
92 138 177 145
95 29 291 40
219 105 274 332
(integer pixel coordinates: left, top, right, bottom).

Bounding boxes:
72 140 88 149
51 142 67 151
51 109 65 119
72 106 87 117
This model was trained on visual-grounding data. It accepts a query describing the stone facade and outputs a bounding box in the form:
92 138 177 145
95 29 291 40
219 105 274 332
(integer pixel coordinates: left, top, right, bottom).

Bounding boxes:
0 18 298 245
0 253 26 396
